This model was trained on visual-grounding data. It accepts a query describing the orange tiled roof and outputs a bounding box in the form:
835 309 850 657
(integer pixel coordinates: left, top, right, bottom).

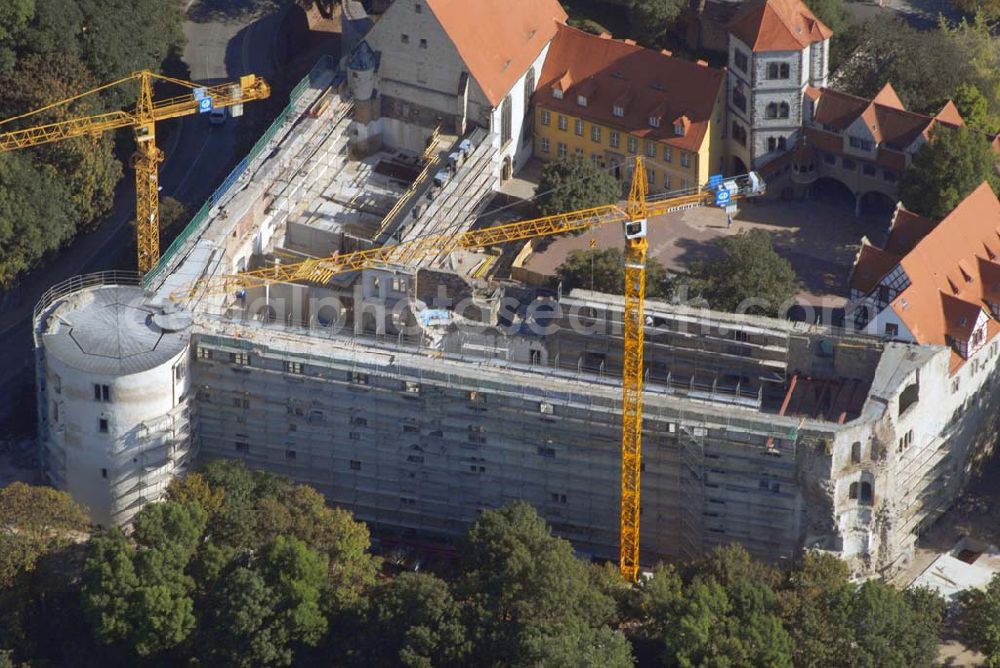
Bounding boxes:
851 183 1000 370
803 126 842 152
535 24 725 153
935 100 965 127
813 84 951 151
850 243 901 294
728 0 832 52
890 183 1000 350
886 208 936 255
426 0 566 107
871 83 905 110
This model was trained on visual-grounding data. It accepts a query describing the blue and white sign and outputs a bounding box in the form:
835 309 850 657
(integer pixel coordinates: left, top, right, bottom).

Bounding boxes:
193 87 207 101
707 174 723 189
198 97 214 113
714 187 732 207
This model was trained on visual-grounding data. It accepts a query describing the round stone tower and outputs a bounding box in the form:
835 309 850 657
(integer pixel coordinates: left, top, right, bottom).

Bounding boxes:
33 274 194 527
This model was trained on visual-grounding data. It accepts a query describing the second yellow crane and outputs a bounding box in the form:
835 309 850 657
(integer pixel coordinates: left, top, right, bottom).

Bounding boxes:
0 70 271 273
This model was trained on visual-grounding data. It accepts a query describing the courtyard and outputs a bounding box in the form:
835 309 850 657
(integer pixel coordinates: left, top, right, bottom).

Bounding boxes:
513 191 891 308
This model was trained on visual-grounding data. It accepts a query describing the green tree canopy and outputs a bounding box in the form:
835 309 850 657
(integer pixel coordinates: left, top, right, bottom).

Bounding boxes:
0 0 33 71
606 0 687 47
456 502 627 666
556 248 671 299
804 0 848 35
832 16 969 113
168 460 379 611
958 574 1000 665
684 229 797 316
358 572 470 668
0 153 74 285
81 501 207 657
0 482 88 587
535 156 621 216
954 82 994 133
900 125 1000 218
205 536 329 668
662 545 792 668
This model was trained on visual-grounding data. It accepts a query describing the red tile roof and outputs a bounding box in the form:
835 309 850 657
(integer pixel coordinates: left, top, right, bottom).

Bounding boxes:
851 183 1000 370
872 83 905 111
810 86 974 156
886 208 936 255
935 100 965 127
850 243 901 294
536 24 725 152
888 184 1000 354
427 0 566 107
728 0 832 52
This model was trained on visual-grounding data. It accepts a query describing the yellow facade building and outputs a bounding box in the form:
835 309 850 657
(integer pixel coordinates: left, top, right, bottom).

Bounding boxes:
533 25 726 192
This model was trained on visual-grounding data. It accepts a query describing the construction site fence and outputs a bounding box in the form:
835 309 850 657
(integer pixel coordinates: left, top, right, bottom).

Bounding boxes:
144 55 340 291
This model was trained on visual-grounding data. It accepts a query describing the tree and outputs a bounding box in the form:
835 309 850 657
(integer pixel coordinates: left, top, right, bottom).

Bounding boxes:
804 0 848 35
940 15 1000 130
779 552 856 667
0 53 122 229
359 572 469 667
608 0 687 47
556 248 672 299
0 0 33 72
81 501 207 658
159 197 190 235
254 483 378 614
205 537 329 668
848 580 943 668
685 229 797 316
900 125 999 219
0 153 74 286
954 82 994 133
75 0 184 107
958 574 1000 665
456 502 623 665
0 482 88 586
535 156 621 216
173 460 378 610
832 16 969 113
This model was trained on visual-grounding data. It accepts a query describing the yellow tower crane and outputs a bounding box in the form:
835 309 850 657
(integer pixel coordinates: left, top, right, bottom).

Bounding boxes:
177 157 765 580
0 70 271 273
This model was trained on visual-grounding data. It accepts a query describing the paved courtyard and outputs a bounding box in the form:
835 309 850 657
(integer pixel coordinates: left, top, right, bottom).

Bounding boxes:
519 196 891 307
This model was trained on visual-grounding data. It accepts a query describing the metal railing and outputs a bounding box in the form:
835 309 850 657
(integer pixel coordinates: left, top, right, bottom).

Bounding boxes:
143 55 340 291
33 270 141 323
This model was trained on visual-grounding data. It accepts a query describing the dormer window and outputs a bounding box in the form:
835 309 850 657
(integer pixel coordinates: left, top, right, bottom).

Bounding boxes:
674 122 685 136
613 105 624 117
552 88 563 100
649 116 660 128
577 95 588 107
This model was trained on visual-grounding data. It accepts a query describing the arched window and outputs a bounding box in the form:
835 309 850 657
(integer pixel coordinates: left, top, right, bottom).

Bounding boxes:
778 102 790 119
524 67 535 116
766 102 778 119
500 94 512 146
849 482 859 500
860 482 873 505
732 86 747 113
522 68 535 147
851 441 862 464
731 121 746 147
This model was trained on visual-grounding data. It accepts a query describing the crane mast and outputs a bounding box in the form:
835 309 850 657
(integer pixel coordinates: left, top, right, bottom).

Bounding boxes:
620 158 649 582
133 72 165 274
0 70 270 273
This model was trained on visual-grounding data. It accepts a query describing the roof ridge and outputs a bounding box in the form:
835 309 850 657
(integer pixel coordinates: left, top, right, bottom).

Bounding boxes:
759 0 802 49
